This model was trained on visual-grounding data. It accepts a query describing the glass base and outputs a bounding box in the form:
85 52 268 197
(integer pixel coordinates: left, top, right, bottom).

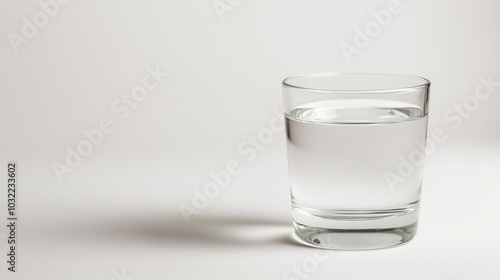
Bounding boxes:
292 203 419 250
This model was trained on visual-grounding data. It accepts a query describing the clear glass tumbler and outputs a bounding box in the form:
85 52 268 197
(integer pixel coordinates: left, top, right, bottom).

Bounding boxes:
282 73 430 250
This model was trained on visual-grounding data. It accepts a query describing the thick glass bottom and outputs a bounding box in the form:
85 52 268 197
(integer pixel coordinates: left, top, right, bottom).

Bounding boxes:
292 203 419 250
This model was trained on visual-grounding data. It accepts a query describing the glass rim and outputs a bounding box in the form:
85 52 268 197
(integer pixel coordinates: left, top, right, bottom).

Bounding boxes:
282 72 431 94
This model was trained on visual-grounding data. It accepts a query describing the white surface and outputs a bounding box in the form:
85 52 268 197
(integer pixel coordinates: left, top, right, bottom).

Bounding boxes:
1 0 499 279
2 144 500 280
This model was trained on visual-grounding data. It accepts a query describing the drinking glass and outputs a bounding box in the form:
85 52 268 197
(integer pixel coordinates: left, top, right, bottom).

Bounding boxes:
282 73 430 250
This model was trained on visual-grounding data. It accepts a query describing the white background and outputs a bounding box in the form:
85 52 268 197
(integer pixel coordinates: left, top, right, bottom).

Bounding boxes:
1 0 499 279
